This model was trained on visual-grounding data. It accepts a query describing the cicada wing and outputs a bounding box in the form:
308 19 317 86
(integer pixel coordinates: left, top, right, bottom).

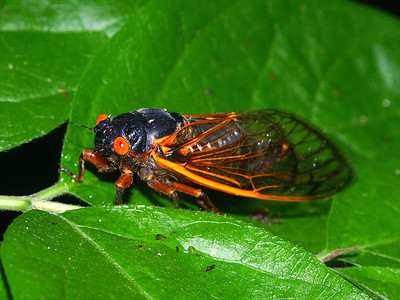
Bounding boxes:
156 110 351 201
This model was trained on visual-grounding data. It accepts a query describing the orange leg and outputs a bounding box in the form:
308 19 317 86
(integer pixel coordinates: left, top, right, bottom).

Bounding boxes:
60 150 117 181
148 179 222 215
169 181 222 215
115 173 134 205
150 180 180 208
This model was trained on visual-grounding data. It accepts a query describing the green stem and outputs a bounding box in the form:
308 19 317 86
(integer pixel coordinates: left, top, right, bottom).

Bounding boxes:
33 182 70 200
0 182 81 213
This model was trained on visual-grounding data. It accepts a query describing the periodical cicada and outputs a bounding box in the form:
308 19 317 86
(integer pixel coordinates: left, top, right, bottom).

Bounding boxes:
60 108 351 214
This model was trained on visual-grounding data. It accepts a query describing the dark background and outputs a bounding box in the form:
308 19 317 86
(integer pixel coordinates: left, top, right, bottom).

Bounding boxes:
360 0 399 16
1 0 399 240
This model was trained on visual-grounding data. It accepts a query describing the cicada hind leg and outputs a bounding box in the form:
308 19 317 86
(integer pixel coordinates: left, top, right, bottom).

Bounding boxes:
146 175 223 215
169 181 223 215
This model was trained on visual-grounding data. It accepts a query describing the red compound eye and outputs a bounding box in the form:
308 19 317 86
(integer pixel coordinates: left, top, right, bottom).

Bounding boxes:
113 137 129 155
96 114 108 124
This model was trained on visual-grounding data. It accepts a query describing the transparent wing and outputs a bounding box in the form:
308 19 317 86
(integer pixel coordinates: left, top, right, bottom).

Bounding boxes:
155 110 351 201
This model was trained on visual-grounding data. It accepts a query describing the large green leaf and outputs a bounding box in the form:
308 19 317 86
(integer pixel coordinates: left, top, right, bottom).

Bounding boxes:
0 0 145 151
1 207 367 299
1 0 399 298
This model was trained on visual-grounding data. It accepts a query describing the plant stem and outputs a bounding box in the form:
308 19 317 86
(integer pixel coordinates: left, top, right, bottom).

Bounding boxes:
318 246 358 263
0 183 81 213
33 182 70 200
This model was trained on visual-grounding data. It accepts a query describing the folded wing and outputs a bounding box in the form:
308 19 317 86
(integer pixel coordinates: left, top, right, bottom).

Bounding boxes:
153 110 351 201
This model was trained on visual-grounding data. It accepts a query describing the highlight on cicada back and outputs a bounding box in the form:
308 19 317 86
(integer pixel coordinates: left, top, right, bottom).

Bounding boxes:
61 108 352 213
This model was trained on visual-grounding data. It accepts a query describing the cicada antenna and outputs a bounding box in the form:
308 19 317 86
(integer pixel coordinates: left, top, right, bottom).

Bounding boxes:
70 122 94 132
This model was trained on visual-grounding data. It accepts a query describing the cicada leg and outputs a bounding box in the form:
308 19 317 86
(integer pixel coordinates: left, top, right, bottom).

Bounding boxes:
60 150 117 182
148 178 223 215
148 179 180 207
115 173 134 205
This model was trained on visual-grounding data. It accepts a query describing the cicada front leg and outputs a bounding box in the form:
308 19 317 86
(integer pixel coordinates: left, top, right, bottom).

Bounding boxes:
60 150 117 182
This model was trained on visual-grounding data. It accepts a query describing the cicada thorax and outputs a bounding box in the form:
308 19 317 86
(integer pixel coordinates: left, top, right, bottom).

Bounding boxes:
93 108 187 170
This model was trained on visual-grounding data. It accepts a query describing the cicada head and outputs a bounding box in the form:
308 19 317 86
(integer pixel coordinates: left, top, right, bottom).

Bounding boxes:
93 112 148 158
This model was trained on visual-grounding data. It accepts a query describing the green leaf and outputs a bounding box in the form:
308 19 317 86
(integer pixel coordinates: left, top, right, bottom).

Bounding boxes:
0 257 10 300
0 0 146 151
340 237 400 268
337 267 400 300
1 207 368 299
1 0 400 298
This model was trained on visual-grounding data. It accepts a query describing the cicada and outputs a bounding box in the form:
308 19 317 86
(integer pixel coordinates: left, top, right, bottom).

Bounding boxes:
61 108 351 214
